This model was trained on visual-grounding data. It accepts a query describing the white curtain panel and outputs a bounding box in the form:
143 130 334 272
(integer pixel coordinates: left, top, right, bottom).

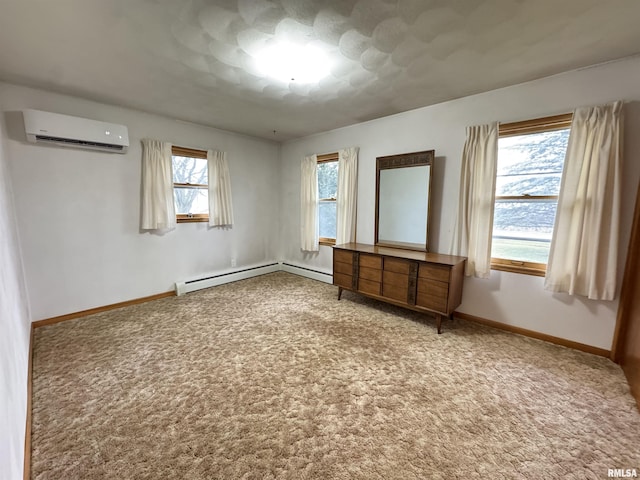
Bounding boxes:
336 146 359 245
545 101 623 300
140 138 176 231
300 154 319 252
451 123 499 278
207 150 234 227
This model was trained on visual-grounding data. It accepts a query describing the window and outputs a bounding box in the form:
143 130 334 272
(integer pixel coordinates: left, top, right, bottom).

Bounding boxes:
172 146 208 223
318 152 338 245
491 114 572 276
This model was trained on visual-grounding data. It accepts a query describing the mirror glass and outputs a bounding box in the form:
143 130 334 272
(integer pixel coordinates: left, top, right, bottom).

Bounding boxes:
375 150 433 251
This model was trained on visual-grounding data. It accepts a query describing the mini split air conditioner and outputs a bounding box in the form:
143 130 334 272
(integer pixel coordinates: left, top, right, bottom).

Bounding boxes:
23 109 129 154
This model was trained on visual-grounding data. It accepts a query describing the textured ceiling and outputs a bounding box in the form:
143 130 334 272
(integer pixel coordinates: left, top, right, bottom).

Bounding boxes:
0 0 639 141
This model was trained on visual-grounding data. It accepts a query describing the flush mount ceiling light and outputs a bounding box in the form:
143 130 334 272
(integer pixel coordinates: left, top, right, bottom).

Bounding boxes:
255 43 331 84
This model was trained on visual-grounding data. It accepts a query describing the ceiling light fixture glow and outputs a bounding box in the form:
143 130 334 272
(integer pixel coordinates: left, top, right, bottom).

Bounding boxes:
255 43 330 84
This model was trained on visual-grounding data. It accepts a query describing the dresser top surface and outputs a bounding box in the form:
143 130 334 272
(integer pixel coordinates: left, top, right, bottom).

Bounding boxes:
334 243 467 266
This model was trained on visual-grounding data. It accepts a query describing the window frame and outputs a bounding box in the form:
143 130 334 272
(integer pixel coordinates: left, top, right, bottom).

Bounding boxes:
491 113 573 276
317 152 339 246
172 145 209 224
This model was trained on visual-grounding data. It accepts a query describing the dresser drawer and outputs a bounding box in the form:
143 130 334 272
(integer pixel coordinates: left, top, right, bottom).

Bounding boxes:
416 278 448 312
360 266 382 283
382 271 409 302
334 249 354 265
334 261 353 276
384 257 411 274
358 278 381 296
359 253 382 270
334 272 353 289
418 263 450 283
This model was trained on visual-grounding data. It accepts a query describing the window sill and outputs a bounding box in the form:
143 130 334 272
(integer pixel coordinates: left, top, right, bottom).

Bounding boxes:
319 239 336 247
177 217 209 223
491 260 546 277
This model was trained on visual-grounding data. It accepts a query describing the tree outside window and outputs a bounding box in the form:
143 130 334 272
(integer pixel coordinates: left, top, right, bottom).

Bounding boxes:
491 114 572 276
318 154 338 244
172 146 209 223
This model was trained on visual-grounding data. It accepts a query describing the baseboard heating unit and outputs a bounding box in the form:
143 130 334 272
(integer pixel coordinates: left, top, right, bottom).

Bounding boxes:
175 263 280 295
280 263 333 284
175 262 334 296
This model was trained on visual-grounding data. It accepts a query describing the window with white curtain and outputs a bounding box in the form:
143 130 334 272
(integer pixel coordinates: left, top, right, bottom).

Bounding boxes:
317 152 338 244
171 145 209 223
491 114 572 276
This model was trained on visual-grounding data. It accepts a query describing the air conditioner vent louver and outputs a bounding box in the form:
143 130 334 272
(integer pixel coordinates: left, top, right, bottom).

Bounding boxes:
23 109 129 154
35 135 126 152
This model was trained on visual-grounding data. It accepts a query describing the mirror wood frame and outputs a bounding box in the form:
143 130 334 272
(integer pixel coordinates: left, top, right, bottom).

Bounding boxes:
375 150 434 252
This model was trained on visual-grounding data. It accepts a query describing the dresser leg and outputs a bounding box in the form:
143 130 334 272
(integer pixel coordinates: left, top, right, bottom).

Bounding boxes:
436 314 442 334
338 287 343 300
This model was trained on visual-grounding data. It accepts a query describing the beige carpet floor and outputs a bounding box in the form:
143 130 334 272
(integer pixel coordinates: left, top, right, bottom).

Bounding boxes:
31 272 640 479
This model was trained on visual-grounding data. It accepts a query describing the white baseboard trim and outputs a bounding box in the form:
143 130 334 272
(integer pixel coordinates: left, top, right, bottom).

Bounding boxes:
280 262 333 284
175 262 281 295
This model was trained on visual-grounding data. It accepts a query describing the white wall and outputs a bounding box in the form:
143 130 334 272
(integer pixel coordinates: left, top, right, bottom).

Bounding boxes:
0 105 31 480
280 56 640 351
0 82 281 320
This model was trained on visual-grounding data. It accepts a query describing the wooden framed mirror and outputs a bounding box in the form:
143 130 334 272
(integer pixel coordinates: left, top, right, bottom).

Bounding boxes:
375 150 434 251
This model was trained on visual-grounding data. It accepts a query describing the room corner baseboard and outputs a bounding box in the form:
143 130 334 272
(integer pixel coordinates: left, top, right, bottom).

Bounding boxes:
454 312 611 358
32 263 331 330
280 263 333 284
24 325 33 480
32 291 176 328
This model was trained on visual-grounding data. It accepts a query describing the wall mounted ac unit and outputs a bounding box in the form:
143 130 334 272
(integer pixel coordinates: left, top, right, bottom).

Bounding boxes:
23 109 129 154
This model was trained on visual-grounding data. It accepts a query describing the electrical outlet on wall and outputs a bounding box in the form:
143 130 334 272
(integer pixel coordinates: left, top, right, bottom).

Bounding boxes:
231 258 237 268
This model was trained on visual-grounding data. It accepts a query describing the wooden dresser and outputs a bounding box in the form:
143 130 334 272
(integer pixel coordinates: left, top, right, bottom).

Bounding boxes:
333 243 467 333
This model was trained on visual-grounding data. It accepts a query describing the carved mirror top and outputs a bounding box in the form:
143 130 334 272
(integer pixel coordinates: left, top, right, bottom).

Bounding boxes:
377 150 434 169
